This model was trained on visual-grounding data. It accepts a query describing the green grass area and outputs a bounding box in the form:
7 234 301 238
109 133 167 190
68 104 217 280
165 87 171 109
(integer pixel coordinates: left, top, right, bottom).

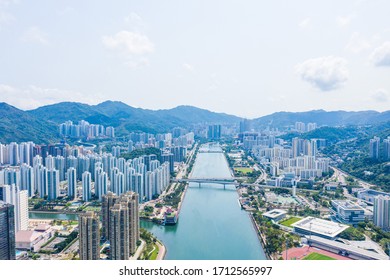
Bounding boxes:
148 244 159 260
280 217 302 227
84 206 101 212
303 252 336 260
234 167 253 174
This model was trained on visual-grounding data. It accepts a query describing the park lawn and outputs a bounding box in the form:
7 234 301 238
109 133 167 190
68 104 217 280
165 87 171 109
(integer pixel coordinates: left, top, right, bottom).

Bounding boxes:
234 167 253 174
84 206 101 212
280 217 302 227
148 244 159 260
303 252 336 260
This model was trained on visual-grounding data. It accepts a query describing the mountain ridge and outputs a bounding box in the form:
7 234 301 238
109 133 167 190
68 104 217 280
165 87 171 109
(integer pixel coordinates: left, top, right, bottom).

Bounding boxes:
0 100 389 143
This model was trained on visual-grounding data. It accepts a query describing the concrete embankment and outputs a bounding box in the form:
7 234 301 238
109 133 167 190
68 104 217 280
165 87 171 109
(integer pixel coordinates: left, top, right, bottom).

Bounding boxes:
156 240 167 260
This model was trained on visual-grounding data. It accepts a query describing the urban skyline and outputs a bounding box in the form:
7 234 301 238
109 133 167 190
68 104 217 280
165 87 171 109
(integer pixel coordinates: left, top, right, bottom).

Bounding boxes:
0 118 389 260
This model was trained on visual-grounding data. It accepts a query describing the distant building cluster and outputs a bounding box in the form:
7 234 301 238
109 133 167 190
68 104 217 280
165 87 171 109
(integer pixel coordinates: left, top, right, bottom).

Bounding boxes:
126 131 194 151
0 147 170 204
369 136 390 160
294 121 317 133
248 133 329 182
207 124 222 140
0 128 196 204
59 120 115 139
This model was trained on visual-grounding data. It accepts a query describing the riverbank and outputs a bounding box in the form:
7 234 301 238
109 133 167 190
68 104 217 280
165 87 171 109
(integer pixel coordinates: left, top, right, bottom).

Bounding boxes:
174 142 199 215
156 240 166 260
222 147 269 258
30 210 80 215
249 213 272 260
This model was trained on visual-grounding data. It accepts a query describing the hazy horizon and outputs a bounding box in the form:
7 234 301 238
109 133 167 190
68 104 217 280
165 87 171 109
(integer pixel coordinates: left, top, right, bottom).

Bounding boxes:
2 99 389 120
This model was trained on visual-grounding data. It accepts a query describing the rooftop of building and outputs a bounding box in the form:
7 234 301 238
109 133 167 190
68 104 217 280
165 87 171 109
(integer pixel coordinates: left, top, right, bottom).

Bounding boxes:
35 223 50 231
262 209 287 219
291 216 348 238
357 189 390 196
15 230 42 243
332 200 365 211
309 235 388 260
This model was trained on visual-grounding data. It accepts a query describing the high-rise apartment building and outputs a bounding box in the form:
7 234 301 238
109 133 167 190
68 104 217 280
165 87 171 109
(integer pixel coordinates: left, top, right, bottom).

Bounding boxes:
67 167 77 198
239 119 251 133
369 136 380 159
207 124 222 140
20 163 34 197
102 191 139 259
101 192 119 240
79 211 100 260
95 168 108 200
121 192 139 254
295 122 306 132
109 202 130 260
373 195 390 231
47 169 59 201
307 123 317 132
383 137 390 160
0 185 28 232
0 202 15 260
82 171 92 202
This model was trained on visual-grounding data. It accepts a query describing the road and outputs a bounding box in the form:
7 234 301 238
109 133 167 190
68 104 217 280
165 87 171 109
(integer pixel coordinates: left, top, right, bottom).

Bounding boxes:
331 166 375 189
253 163 267 184
130 239 146 260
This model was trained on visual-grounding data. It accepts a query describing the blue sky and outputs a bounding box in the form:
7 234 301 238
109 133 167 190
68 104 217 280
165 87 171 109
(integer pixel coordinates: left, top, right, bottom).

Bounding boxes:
0 0 389 117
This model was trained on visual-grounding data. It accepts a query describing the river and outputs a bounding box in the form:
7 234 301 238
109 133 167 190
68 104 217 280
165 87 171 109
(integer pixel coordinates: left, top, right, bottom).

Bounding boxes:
142 144 266 260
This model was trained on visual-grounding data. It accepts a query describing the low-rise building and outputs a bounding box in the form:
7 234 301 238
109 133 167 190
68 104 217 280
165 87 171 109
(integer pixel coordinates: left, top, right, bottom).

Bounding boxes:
291 216 348 240
357 189 390 204
325 182 339 191
262 209 287 222
15 224 54 252
331 200 365 225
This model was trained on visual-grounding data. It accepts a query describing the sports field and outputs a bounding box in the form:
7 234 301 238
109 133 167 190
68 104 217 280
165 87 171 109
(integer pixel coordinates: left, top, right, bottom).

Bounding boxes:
302 252 336 260
282 246 351 260
280 217 302 227
303 253 335 261
234 167 253 174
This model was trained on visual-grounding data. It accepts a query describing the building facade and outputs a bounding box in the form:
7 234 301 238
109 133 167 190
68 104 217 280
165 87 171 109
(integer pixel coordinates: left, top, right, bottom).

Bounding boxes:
0 202 16 260
79 211 100 260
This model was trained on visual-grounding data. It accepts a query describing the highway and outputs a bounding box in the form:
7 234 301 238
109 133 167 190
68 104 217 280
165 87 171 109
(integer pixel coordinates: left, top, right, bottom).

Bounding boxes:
331 166 375 189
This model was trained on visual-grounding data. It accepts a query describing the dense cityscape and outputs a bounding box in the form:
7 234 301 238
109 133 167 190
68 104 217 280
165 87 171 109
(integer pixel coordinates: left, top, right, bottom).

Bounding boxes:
1 2 389 272
1 108 389 260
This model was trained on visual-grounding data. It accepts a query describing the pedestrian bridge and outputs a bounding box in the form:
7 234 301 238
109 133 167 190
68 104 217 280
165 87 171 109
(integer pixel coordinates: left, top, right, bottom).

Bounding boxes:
198 150 223 153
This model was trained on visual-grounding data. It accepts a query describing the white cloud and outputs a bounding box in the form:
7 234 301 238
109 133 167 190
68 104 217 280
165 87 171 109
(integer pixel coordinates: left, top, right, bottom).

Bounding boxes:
296 56 349 91
299 18 311 29
0 0 17 28
370 42 390 66
20 26 49 45
102 30 154 55
0 84 104 110
183 63 194 72
336 14 356 27
124 12 145 31
371 89 389 103
345 32 371 54
0 11 14 26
